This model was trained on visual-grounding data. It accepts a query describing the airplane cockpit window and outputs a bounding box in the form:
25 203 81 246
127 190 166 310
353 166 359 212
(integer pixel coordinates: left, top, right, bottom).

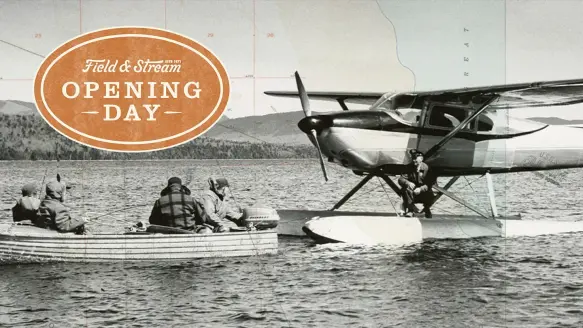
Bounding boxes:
472 114 494 132
427 105 470 130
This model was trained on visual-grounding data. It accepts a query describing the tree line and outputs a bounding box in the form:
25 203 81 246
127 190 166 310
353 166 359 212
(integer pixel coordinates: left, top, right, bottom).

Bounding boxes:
0 114 317 160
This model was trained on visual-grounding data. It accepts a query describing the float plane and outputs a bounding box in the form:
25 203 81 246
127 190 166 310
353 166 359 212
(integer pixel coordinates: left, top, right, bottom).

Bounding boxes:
265 73 583 244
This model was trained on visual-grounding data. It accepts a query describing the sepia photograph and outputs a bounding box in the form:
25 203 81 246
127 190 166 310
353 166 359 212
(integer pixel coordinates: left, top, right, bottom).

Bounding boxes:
1 0 582 327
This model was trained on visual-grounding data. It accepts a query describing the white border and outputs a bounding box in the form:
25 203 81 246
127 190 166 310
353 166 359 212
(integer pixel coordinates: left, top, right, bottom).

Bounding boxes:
33 26 230 153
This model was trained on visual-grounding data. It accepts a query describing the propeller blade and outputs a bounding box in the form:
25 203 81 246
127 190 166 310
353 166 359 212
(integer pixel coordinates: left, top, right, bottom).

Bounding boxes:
294 71 311 117
310 129 329 181
294 71 327 181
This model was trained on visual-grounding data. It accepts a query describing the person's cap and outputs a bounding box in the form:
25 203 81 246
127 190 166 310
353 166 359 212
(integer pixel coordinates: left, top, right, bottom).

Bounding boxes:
21 183 37 196
215 178 229 189
410 149 424 157
167 177 182 186
45 180 65 198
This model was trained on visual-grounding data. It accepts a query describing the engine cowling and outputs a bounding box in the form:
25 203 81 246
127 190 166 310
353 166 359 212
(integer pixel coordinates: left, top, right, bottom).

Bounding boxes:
240 206 280 230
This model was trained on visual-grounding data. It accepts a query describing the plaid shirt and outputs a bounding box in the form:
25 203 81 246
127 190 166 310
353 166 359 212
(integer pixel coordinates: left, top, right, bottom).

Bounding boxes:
149 184 207 230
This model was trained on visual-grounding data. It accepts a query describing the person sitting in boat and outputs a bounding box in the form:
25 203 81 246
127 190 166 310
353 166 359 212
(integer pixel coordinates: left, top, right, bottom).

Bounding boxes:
199 177 244 233
36 180 88 234
398 150 435 218
149 177 210 232
11 183 41 223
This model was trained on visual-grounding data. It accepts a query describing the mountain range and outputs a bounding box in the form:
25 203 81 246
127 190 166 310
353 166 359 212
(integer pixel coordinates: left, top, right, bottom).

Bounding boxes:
2 100 583 148
0 100 318 160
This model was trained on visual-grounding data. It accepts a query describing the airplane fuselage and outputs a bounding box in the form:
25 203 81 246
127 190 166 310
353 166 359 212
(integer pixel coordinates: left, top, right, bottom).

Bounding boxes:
299 110 583 176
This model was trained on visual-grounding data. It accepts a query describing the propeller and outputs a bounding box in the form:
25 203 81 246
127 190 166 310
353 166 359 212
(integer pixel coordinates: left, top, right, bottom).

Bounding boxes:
294 71 329 181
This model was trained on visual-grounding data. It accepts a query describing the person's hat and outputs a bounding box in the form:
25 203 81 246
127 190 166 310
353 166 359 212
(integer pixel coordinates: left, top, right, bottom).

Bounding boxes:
167 177 182 186
21 183 37 196
215 178 229 189
45 180 65 198
409 149 424 158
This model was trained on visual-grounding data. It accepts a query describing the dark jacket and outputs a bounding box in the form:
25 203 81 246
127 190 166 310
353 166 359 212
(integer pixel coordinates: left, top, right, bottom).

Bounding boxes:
398 162 435 193
36 181 86 232
149 183 209 230
12 196 40 222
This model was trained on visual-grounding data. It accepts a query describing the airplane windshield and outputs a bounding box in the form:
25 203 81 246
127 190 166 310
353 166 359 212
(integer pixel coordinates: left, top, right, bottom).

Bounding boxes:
374 96 422 126
395 108 422 125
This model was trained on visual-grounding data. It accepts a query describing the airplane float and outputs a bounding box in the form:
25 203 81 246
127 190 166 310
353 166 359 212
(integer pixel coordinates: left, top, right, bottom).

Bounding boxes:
266 72 583 245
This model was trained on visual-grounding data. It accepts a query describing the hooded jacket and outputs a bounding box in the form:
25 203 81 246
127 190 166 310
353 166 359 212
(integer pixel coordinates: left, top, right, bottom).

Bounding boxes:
36 181 85 232
200 189 242 228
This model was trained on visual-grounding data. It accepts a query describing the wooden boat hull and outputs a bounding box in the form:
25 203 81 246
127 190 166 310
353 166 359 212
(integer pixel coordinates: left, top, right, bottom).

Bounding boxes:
0 224 278 264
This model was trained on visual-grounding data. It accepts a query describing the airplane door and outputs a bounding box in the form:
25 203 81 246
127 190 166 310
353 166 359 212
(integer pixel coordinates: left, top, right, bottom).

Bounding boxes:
418 103 476 169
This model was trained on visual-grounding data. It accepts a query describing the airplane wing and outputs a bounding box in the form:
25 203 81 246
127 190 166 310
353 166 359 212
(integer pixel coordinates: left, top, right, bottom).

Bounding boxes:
265 78 583 110
388 78 583 110
263 91 385 107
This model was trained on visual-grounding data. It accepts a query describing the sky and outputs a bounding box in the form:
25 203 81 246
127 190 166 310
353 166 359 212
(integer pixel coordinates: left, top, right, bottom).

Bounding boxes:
1 0 583 119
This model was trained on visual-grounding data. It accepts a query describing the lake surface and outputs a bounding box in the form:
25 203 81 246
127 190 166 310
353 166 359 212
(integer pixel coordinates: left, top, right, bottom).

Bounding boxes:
0 159 582 327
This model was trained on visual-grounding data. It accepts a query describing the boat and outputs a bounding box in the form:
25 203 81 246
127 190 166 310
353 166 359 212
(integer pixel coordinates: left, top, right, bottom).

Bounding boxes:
0 207 279 264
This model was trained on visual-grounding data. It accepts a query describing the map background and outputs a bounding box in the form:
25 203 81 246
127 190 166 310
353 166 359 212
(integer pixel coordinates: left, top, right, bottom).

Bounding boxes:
1 0 583 119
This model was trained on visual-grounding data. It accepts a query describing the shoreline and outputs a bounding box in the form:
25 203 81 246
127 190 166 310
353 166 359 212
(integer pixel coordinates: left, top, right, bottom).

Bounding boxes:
0 158 317 162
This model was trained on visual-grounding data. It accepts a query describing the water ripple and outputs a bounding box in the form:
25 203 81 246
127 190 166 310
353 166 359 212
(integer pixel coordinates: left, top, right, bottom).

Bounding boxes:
0 160 582 327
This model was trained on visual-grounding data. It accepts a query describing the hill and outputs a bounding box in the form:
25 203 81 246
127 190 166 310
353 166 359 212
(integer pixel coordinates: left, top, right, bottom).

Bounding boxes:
0 112 317 160
527 117 583 125
208 112 583 145
0 100 37 116
2 99 583 161
208 111 315 145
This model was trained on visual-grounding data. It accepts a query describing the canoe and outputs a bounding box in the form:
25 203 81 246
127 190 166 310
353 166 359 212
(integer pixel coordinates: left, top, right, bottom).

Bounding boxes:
0 223 278 264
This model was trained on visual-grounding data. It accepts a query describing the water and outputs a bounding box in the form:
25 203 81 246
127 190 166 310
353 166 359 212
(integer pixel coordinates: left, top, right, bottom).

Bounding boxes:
0 160 582 327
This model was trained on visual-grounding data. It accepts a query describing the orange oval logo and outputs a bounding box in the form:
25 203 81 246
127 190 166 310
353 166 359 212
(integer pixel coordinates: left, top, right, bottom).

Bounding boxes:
34 27 230 152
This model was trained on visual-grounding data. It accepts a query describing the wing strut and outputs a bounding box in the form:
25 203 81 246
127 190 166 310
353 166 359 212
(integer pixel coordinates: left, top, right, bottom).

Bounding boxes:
426 176 460 208
337 99 349 111
424 94 500 160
